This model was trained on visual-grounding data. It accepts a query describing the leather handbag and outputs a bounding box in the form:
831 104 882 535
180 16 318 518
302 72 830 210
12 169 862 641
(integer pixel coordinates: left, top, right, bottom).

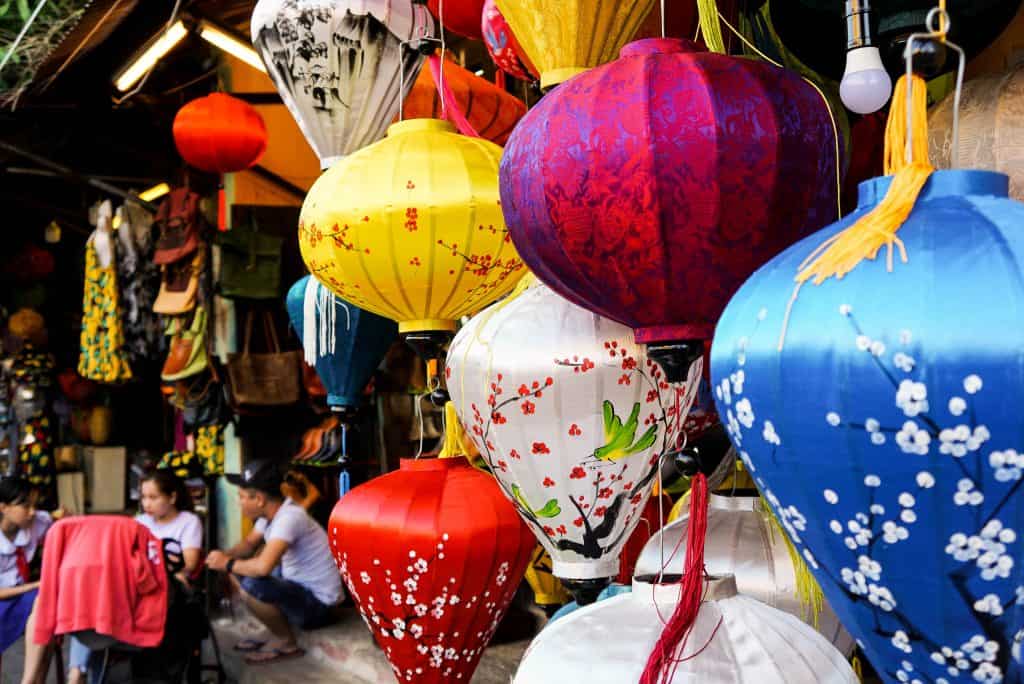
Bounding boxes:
153 188 202 265
215 217 283 300
161 307 208 381
153 251 203 315
226 310 301 407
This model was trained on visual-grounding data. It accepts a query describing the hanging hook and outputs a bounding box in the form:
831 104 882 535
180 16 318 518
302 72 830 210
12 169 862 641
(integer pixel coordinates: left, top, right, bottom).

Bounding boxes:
903 7 965 168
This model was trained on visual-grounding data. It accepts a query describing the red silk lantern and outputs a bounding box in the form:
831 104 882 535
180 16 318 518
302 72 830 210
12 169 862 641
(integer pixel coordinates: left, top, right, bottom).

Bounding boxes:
481 0 537 82
427 0 484 39
172 93 267 173
402 55 527 145
500 38 838 363
329 458 534 683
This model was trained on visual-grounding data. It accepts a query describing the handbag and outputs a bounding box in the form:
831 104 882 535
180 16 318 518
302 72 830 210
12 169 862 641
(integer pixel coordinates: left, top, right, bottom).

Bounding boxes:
215 217 283 299
226 310 301 407
153 189 201 265
161 307 208 381
153 251 203 315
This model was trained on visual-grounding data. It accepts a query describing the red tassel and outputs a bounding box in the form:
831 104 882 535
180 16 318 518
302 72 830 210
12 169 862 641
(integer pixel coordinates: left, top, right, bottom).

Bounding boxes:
217 183 227 232
640 471 710 684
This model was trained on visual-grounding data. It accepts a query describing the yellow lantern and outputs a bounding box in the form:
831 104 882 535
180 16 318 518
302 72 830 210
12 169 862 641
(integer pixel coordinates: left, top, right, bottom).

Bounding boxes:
494 0 655 89
300 118 524 387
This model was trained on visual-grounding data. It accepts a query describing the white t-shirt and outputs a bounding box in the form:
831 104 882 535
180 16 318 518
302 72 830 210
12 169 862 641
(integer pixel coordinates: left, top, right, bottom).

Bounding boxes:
0 511 52 588
254 499 342 605
136 511 203 551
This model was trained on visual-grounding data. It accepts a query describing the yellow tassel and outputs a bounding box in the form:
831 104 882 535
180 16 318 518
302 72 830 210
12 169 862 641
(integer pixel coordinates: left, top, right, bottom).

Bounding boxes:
697 0 726 54
852 655 864 682
796 75 932 285
438 401 478 460
762 500 825 627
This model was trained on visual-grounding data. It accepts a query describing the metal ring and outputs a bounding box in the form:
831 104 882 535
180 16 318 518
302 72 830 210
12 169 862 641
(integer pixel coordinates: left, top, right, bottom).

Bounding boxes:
925 7 952 36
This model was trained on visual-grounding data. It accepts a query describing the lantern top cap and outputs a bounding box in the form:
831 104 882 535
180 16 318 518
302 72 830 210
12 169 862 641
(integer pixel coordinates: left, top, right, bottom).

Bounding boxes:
388 118 458 137
399 456 470 472
620 37 702 59
631 574 738 606
857 169 1009 210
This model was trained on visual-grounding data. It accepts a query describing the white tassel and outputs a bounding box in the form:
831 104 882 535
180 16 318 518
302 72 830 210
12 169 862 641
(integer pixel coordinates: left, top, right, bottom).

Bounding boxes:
303 277 318 366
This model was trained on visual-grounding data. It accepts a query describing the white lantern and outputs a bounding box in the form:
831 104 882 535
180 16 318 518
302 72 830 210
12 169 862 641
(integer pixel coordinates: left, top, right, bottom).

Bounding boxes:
251 0 434 169
446 280 702 593
636 493 856 655
513 575 859 684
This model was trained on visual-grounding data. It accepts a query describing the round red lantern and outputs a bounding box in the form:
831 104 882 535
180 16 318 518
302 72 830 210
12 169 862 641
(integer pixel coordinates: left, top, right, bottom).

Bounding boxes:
172 93 268 173
500 38 839 375
329 458 535 683
481 0 536 82
427 0 484 39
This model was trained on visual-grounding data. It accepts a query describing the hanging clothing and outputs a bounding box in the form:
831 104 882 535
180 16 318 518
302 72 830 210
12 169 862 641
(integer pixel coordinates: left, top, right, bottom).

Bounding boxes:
18 415 54 503
35 516 168 649
78 238 133 383
116 203 164 370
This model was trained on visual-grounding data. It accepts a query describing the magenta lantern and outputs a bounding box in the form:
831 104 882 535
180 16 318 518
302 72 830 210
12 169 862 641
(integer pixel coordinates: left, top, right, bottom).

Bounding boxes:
500 38 839 377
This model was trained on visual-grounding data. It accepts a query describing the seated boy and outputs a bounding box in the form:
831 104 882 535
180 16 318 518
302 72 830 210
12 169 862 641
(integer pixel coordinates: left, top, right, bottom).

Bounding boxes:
206 459 343 665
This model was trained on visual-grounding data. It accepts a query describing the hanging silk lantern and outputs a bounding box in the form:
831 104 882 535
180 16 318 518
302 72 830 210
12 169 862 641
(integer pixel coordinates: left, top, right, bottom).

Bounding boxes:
401 54 527 145
636 492 855 654
481 0 536 82
251 0 434 170
285 276 397 411
426 0 484 39
768 0 1021 82
711 167 1024 682
446 279 702 602
493 0 655 89
514 575 858 683
930 63 1024 199
172 93 268 173
500 38 838 385
329 457 534 683
300 118 524 388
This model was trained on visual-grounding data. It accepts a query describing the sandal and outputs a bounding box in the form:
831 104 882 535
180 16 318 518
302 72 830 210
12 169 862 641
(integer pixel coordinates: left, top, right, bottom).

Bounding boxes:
244 646 306 665
233 639 266 653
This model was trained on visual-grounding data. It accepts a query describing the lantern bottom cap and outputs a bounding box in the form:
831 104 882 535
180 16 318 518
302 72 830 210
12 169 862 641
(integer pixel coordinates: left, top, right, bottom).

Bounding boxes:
551 558 619 581
387 119 457 137
540 67 587 90
631 574 738 606
399 319 458 334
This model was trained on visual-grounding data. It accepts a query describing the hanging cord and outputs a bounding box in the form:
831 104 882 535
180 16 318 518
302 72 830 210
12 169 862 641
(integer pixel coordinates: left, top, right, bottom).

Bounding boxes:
438 0 447 118
412 389 433 459
660 0 666 38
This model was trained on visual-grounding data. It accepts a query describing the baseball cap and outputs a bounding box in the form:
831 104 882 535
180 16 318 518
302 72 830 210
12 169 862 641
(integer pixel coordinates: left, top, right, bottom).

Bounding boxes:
226 458 284 495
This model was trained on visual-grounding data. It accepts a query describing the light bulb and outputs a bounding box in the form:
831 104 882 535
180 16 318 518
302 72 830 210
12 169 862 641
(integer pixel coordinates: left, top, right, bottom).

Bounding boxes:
840 45 892 114
840 0 892 115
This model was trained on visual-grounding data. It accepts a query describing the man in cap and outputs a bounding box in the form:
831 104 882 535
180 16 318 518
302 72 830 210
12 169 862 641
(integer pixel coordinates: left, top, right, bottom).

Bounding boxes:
206 459 343 665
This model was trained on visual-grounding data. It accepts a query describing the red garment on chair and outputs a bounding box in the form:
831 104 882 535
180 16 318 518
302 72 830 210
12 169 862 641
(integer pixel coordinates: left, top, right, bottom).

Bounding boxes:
33 516 168 648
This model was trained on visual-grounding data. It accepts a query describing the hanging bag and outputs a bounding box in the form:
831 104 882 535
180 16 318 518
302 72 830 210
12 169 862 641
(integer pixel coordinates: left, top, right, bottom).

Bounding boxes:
215 217 283 299
226 310 301 407
161 307 208 381
153 250 204 315
152 189 202 265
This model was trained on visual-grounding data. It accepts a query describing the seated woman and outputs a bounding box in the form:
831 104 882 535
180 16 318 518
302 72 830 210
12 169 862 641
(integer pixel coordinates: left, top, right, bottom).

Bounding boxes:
68 470 203 683
0 477 55 684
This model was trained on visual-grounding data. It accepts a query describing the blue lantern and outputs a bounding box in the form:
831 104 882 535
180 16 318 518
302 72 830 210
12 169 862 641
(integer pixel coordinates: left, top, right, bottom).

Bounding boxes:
286 276 397 411
711 170 1024 684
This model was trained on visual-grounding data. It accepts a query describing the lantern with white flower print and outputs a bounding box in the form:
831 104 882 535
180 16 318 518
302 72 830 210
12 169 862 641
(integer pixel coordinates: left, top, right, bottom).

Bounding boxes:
329 457 535 683
447 279 702 603
711 169 1024 683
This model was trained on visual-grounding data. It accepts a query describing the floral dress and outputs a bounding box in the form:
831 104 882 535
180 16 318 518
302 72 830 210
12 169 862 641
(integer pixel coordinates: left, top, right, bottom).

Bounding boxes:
10 345 56 507
78 241 133 383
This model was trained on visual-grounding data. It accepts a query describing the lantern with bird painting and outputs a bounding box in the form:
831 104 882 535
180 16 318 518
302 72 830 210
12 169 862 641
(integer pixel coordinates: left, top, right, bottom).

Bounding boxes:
251 0 434 170
446 278 702 602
